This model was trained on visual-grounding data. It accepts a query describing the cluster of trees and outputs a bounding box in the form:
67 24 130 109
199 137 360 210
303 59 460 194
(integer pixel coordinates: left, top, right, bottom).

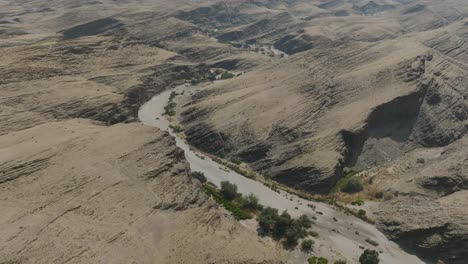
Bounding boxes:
164 91 177 116
220 181 263 212
201 180 316 249
201 180 263 220
202 182 251 220
258 207 312 246
199 178 382 263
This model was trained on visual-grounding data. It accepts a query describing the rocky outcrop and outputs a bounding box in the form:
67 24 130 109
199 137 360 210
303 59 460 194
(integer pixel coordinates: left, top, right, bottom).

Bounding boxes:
369 136 468 264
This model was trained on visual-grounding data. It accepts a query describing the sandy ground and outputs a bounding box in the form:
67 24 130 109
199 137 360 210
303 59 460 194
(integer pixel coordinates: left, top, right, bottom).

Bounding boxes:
138 84 425 264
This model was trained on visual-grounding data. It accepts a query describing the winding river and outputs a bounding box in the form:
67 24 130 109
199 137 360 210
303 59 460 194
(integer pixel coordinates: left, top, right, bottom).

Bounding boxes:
138 84 424 264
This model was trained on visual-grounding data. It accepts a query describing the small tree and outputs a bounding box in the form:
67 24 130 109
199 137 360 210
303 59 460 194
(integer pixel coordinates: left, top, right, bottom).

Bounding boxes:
334 260 347 264
241 193 262 211
258 207 279 233
359 249 379 264
301 239 314 252
273 211 292 237
220 181 239 200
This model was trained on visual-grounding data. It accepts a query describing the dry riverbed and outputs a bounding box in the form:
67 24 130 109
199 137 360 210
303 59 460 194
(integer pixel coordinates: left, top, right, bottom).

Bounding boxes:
138 83 424 264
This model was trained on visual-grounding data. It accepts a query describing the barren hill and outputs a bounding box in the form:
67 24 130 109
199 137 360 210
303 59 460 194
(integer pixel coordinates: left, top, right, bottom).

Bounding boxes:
0 120 281 263
174 0 467 262
1 0 467 263
0 0 284 263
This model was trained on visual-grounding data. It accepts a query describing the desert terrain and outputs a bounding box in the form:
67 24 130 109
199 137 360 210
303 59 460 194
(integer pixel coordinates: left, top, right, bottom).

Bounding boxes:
0 0 467 263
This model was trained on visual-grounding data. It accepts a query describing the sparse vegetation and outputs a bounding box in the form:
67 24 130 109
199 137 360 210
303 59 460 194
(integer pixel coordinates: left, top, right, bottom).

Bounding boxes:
164 102 176 116
164 91 178 116
202 183 251 220
359 249 380 264
351 199 365 206
231 159 242 165
221 71 235 79
169 124 184 133
334 260 347 264
211 156 256 179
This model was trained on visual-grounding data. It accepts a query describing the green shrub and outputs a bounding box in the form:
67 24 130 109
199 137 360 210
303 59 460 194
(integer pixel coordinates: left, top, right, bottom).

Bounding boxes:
341 178 364 193
164 92 178 116
351 199 365 206
301 239 314 252
273 211 293 237
359 249 379 264
169 91 177 100
298 214 312 228
221 71 235 79
308 257 328 264
258 207 280 233
164 102 176 116
334 260 347 264
318 258 328 264
240 193 263 211
220 181 240 201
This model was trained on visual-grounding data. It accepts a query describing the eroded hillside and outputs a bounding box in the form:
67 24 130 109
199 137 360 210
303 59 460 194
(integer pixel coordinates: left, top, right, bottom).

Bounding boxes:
0 0 285 263
1 0 467 263
173 0 467 262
